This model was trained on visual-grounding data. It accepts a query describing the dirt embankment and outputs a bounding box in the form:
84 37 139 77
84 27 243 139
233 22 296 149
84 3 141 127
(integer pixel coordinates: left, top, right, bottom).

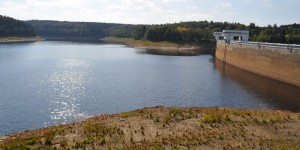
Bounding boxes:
0 37 44 43
1 106 299 149
101 37 215 56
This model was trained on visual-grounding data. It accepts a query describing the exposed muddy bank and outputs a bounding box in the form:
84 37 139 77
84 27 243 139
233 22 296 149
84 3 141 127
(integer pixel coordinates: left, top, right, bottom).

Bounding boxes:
101 37 215 56
0 37 43 44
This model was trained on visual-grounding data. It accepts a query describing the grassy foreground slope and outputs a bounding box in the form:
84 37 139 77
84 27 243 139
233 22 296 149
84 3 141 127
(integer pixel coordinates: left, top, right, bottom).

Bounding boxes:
0 107 299 149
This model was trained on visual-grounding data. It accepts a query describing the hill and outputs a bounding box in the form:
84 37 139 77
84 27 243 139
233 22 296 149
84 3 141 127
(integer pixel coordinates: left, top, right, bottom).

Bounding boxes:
26 20 136 39
0 15 36 37
27 20 300 44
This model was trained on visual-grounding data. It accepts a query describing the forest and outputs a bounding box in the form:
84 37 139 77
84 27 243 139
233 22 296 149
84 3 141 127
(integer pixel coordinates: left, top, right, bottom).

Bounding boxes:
1 14 299 44
0 15 36 37
26 20 123 38
27 20 300 44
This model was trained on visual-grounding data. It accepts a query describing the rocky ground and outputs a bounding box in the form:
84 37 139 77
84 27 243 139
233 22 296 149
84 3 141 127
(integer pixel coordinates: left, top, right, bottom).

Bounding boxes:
0 106 299 150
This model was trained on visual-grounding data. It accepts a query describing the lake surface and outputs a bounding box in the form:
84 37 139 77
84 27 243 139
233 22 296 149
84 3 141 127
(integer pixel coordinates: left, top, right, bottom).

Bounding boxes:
0 41 299 135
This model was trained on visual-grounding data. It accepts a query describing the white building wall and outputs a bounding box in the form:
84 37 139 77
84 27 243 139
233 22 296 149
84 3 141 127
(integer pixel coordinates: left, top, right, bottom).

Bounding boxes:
214 30 249 43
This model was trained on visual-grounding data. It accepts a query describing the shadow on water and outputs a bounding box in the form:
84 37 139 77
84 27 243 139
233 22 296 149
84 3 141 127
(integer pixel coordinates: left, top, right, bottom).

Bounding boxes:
136 49 215 56
45 38 104 44
145 49 201 56
215 58 300 112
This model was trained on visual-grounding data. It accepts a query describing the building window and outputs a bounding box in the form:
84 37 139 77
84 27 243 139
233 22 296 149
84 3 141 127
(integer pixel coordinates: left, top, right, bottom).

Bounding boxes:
233 36 240 41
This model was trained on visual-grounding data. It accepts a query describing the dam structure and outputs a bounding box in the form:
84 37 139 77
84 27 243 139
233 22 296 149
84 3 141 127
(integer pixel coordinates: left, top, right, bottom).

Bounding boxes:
214 30 300 87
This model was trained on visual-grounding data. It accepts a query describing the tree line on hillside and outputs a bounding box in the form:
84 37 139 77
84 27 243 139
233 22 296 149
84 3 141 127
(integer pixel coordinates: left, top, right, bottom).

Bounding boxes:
0 15 36 37
1 14 299 44
27 20 116 38
133 22 300 44
27 20 300 44
26 20 137 39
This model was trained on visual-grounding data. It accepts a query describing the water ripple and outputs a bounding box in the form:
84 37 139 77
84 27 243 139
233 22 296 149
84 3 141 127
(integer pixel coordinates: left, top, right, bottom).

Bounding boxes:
44 59 93 125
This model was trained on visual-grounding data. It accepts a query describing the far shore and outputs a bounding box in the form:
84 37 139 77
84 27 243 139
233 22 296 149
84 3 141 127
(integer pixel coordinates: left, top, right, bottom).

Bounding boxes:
101 37 215 56
0 37 216 56
0 37 44 44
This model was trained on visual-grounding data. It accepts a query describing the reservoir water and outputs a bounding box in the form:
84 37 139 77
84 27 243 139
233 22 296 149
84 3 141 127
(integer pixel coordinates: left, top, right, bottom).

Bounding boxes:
0 41 299 135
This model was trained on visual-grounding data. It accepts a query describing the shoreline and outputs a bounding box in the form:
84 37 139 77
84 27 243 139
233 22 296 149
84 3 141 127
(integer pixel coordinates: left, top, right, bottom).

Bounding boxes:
101 37 215 56
1 106 299 149
0 37 44 44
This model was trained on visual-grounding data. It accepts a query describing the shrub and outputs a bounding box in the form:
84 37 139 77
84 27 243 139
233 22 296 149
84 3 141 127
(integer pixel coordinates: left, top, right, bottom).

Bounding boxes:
201 114 222 124
98 137 106 145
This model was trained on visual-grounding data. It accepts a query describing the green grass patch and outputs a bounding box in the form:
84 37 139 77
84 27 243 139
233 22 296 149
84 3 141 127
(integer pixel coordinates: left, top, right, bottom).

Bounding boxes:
200 113 232 124
120 112 135 118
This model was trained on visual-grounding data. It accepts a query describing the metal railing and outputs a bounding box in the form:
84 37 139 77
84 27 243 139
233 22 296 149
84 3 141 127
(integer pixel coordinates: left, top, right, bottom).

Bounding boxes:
248 42 300 50
221 40 300 51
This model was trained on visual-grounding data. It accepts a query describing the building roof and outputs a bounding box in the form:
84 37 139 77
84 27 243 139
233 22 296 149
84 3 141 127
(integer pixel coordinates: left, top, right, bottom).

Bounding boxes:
222 30 249 34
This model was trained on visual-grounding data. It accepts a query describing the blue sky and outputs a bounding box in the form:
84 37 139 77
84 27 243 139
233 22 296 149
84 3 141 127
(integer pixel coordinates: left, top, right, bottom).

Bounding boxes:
0 0 299 26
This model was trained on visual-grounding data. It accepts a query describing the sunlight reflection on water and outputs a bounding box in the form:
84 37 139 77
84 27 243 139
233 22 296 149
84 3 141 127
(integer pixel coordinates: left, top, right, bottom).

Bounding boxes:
1 41 300 135
45 59 93 125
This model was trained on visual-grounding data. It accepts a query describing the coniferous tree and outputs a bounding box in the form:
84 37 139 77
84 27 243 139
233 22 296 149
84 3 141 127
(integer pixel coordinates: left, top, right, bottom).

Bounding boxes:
0 15 36 37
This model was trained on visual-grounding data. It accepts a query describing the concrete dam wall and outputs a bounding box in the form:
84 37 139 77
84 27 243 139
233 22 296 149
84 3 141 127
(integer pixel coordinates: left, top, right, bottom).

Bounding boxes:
215 41 300 87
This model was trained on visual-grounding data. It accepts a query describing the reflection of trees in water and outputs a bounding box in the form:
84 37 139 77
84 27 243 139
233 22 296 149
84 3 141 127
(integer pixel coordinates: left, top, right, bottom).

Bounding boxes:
215 59 300 112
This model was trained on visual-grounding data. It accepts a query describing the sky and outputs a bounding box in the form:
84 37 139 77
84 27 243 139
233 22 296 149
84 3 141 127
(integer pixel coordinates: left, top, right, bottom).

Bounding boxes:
0 0 299 26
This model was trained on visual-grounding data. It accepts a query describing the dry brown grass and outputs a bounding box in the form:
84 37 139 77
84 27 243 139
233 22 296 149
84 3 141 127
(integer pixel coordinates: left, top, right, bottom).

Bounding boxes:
101 37 215 56
101 37 182 48
1 107 299 149
0 36 43 43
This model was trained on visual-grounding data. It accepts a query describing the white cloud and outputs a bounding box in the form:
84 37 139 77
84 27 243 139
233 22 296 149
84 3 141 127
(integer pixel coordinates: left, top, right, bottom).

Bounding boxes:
262 0 272 6
0 0 298 26
161 0 183 2
221 3 232 8
241 0 272 6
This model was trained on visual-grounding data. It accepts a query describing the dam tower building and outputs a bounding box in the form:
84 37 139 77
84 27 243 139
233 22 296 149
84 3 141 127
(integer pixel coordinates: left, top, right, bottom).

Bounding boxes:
214 30 249 43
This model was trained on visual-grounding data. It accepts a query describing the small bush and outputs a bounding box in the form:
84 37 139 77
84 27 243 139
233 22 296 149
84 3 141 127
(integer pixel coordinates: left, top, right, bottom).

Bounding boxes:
165 116 171 124
98 137 106 145
154 117 160 123
170 108 183 117
201 114 222 124
120 112 133 118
